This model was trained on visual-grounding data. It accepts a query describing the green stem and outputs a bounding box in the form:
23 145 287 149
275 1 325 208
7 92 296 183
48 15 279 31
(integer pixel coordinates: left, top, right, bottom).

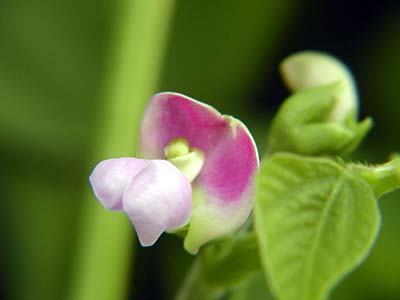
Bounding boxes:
175 259 210 300
175 257 235 300
67 1 175 299
349 157 400 197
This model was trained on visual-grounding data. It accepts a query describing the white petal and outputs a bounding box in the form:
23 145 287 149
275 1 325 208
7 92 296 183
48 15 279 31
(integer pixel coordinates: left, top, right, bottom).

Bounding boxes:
89 158 150 210
122 160 192 246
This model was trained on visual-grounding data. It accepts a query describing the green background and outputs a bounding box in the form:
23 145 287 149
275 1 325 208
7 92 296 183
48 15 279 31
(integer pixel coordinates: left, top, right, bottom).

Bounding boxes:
1 0 399 299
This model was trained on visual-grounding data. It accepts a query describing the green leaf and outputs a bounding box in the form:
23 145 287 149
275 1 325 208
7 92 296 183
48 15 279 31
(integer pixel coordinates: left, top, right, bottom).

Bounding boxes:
254 153 380 300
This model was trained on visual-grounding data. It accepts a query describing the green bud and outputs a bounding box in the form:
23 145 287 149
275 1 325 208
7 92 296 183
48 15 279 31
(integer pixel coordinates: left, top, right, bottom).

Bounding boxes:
267 51 372 156
280 51 358 122
267 83 372 156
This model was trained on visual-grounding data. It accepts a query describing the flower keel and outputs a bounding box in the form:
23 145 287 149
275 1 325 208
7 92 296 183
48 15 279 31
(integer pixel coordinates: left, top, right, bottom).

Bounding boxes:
89 158 150 210
89 158 192 246
123 160 192 246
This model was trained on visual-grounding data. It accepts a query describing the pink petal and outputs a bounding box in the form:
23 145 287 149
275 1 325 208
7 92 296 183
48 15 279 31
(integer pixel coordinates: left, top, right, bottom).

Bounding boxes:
140 92 228 159
140 93 259 202
139 93 259 252
122 160 192 246
89 158 150 210
197 117 259 203
185 118 258 253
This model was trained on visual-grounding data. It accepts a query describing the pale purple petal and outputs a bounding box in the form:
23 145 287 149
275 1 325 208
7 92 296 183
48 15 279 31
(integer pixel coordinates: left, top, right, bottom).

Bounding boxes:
122 160 192 246
89 158 150 210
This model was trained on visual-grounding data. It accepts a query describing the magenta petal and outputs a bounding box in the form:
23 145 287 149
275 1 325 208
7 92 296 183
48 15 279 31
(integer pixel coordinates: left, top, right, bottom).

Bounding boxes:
197 117 259 203
122 160 192 246
140 93 258 201
185 119 259 253
89 158 150 210
140 92 228 159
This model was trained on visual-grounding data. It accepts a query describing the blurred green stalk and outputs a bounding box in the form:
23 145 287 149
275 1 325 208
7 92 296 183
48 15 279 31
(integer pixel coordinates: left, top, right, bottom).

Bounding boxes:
68 1 175 299
175 259 208 300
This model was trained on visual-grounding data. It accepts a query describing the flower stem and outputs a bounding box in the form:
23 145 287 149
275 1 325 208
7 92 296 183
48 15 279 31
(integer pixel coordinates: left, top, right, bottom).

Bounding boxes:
349 157 400 197
67 1 175 299
175 259 210 300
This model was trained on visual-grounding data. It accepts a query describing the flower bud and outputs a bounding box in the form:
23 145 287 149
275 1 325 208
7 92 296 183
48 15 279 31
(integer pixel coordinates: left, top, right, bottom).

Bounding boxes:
280 51 358 122
268 51 372 156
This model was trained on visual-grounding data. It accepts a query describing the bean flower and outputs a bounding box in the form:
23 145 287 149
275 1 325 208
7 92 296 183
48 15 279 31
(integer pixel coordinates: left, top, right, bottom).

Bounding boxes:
89 93 259 254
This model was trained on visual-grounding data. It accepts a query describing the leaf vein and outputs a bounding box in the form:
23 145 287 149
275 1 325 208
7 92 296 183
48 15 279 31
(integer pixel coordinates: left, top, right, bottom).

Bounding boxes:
301 173 344 300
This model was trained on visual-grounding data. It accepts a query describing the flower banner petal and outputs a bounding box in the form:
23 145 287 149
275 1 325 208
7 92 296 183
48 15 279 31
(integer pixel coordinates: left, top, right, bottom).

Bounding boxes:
197 117 259 204
140 93 258 199
185 119 258 253
140 92 229 159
